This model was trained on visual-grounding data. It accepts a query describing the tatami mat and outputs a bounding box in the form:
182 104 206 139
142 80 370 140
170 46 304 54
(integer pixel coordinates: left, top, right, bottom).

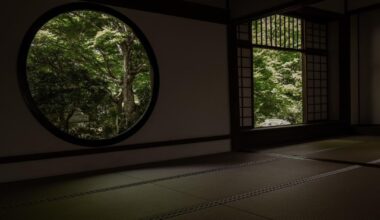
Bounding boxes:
0 184 207 220
170 206 267 220
2 136 380 219
305 141 380 163
228 167 380 219
0 152 274 208
118 152 274 180
0 172 140 207
154 159 345 200
259 138 363 156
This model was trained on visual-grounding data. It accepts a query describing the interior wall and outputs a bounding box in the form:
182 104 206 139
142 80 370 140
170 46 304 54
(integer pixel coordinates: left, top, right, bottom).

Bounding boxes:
355 9 380 124
0 0 230 182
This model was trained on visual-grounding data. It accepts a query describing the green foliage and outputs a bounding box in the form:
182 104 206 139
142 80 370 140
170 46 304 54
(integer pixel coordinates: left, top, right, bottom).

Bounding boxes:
253 48 303 127
27 10 152 140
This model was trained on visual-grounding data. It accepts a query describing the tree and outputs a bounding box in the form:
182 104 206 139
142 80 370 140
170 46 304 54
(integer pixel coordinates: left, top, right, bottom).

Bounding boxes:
253 48 303 127
27 10 152 140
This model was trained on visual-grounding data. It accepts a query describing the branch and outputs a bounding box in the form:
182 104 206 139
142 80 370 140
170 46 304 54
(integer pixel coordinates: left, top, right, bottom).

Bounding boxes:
97 48 118 80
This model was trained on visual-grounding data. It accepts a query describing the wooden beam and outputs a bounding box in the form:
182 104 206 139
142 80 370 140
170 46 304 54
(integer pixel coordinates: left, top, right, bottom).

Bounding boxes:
237 123 351 149
286 6 344 22
348 3 380 15
231 0 325 24
0 135 230 164
85 0 229 24
227 22 240 151
339 14 351 124
352 125 380 135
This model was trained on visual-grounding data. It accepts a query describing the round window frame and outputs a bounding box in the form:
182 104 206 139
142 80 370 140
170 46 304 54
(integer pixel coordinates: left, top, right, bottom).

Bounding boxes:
18 3 160 147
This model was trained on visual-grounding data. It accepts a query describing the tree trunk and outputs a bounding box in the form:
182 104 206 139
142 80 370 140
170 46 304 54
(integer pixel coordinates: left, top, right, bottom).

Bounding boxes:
64 109 75 132
119 39 137 128
122 73 136 127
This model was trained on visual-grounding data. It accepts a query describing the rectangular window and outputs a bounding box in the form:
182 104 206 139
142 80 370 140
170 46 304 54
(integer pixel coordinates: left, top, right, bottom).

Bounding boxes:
252 15 303 128
236 15 328 129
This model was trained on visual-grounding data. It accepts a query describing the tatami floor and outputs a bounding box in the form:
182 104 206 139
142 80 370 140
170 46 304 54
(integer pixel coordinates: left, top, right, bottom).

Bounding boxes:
1 136 380 219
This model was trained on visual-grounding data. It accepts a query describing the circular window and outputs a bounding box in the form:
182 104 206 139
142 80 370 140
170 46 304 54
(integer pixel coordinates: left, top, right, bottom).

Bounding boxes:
19 4 159 146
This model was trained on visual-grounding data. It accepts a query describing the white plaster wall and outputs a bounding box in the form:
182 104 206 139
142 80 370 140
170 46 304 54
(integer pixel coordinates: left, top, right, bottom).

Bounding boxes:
0 0 231 182
356 9 380 124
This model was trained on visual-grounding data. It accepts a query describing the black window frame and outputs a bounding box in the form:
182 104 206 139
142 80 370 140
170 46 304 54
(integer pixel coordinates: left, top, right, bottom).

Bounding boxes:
17 2 160 147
